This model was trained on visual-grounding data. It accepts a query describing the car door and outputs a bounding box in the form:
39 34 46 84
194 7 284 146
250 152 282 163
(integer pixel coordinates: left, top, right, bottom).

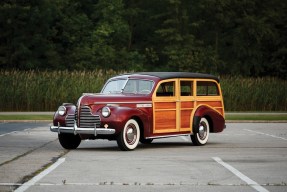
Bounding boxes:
195 80 224 115
179 80 195 132
152 79 179 133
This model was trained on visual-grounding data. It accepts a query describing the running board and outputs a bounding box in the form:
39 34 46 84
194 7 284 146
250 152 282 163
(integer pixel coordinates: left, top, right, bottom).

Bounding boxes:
146 133 191 140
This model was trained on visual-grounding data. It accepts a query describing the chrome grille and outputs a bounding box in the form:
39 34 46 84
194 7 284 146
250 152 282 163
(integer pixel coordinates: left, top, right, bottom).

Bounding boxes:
78 106 101 128
65 114 75 127
75 107 78 121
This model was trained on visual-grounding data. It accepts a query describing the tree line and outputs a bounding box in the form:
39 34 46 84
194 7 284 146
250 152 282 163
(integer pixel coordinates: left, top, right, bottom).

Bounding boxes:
1 0 286 78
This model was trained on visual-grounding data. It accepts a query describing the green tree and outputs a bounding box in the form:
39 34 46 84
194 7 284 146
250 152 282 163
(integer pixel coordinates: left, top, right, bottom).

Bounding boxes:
0 0 60 69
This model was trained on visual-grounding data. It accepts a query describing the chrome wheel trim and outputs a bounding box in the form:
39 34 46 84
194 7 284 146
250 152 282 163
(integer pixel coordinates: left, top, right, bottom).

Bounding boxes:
126 125 137 145
123 119 140 150
198 123 207 140
196 118 209 145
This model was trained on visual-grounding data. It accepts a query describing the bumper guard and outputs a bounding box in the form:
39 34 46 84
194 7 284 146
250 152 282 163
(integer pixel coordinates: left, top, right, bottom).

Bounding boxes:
50 121 115 136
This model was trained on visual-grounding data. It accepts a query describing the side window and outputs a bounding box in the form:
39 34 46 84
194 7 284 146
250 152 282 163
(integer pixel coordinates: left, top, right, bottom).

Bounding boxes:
138 80 154 93
197 81 219 96
123 79 154 94
180 81 193 96
124 80 136 93
156 81 175 97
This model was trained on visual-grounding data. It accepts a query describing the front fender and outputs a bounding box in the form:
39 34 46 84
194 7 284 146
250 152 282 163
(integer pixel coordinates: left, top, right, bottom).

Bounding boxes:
53 103 76 126
100 106 150 135
192 105 225 133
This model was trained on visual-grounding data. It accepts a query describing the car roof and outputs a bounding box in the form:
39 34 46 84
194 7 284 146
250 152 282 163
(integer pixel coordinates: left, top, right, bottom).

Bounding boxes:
121 72 220 82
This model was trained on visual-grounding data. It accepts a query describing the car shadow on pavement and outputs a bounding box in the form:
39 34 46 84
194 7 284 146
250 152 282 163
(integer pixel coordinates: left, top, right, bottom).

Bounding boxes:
75 141 198 151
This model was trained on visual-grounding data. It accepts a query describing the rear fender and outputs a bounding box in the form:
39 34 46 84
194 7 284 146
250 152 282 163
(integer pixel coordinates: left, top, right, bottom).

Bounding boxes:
191 105 225 133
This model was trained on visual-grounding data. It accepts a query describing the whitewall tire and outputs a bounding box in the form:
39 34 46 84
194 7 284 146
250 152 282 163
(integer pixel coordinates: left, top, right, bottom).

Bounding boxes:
191 117 210 146
117 119 140 151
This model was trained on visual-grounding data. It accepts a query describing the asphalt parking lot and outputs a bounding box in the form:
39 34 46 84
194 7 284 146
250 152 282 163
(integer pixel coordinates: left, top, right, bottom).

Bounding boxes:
0 122 286 192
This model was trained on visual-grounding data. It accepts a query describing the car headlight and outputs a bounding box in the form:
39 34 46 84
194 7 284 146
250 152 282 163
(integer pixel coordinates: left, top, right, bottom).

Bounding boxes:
58 106 67 116
102 106 111 117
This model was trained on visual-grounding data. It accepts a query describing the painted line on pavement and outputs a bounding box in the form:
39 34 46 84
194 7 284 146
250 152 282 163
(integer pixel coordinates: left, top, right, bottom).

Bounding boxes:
14 158 65 192
0 128 32 137
245 129 287 141
213 157 269 192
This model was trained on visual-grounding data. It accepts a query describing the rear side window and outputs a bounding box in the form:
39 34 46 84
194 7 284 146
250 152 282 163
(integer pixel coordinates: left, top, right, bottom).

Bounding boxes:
196 81 219 96
180 81 193 96
156 81 175 97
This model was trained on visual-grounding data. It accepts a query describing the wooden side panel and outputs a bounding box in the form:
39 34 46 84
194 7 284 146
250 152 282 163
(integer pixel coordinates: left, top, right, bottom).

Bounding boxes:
180 101 194 129
154 110 176 130
153 101 177 133
180 110 191 128
197 101 222 108
196 100 224 115
155 102 176 109
181 101 193 108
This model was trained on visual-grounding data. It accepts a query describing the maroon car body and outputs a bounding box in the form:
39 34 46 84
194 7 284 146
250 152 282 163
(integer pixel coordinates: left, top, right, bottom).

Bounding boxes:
50 72 225 151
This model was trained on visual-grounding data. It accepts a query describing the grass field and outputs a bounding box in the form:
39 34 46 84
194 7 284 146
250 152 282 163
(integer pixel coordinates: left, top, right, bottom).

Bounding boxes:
225 113 287 121
0 70 286 112
0 115 53 121
0 113 286 121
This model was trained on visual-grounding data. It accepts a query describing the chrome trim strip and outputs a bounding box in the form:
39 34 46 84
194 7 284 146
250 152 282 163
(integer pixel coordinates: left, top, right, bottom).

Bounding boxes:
146 134 190 139
136 104 152 108
94 101 152 104
77 95 85 107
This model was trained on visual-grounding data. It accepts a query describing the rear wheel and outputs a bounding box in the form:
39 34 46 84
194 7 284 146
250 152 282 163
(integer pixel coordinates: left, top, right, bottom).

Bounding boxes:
191 117 209 146
117 119 140 151
58 133 81 149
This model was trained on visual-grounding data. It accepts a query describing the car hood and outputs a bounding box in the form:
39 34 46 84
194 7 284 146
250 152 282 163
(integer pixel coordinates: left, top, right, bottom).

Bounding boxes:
77 93 152 106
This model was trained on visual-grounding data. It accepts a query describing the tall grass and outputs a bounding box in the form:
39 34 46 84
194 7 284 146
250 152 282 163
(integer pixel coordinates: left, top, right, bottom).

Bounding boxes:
0 70 122 111
221 76 287 111
0 70 286 111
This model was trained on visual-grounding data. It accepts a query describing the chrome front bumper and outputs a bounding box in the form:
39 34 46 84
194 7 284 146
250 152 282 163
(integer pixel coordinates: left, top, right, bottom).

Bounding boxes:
50 122 115 136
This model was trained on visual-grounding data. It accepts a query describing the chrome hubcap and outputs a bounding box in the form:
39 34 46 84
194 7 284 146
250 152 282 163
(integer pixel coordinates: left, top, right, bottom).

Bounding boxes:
126 125 137 144
198 123 207 140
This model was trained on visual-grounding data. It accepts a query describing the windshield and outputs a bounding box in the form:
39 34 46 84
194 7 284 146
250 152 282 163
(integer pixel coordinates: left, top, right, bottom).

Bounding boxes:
101 79 126 94
102 79 154 94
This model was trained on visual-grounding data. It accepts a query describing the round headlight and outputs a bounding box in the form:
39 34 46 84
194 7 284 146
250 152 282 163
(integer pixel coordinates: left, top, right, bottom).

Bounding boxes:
102 106 111 117
58 106 66 116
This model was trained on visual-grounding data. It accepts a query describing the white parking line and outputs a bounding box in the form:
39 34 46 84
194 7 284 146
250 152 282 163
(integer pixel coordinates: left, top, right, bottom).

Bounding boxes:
213 157 269 192
245 129 287 141
14 158 65 192
0 128 32 137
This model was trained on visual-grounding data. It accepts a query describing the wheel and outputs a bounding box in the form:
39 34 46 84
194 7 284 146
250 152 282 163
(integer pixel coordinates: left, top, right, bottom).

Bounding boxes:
140 138 153 144
117 119 140 151
58 133 81 149
191 117 210 146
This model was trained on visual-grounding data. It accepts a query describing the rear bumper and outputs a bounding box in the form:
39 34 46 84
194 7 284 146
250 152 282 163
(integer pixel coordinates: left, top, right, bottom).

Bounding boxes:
50 122 115 136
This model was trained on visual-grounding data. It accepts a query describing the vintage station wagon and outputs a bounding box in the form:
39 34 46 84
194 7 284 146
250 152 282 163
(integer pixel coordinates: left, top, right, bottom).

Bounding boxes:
50 72 225 151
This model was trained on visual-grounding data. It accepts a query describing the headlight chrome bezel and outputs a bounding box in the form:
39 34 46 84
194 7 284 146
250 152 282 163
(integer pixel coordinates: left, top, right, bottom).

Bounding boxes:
102 106 111 118
58 106 67 116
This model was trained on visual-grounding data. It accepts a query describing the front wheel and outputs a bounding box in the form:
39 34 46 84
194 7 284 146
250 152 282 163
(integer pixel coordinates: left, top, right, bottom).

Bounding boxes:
58 133 81 149
191 117 210 146
117 119 140 151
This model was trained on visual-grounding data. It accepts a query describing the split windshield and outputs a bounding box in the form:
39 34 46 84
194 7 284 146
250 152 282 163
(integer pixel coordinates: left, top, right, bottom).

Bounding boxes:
101 79 154 94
